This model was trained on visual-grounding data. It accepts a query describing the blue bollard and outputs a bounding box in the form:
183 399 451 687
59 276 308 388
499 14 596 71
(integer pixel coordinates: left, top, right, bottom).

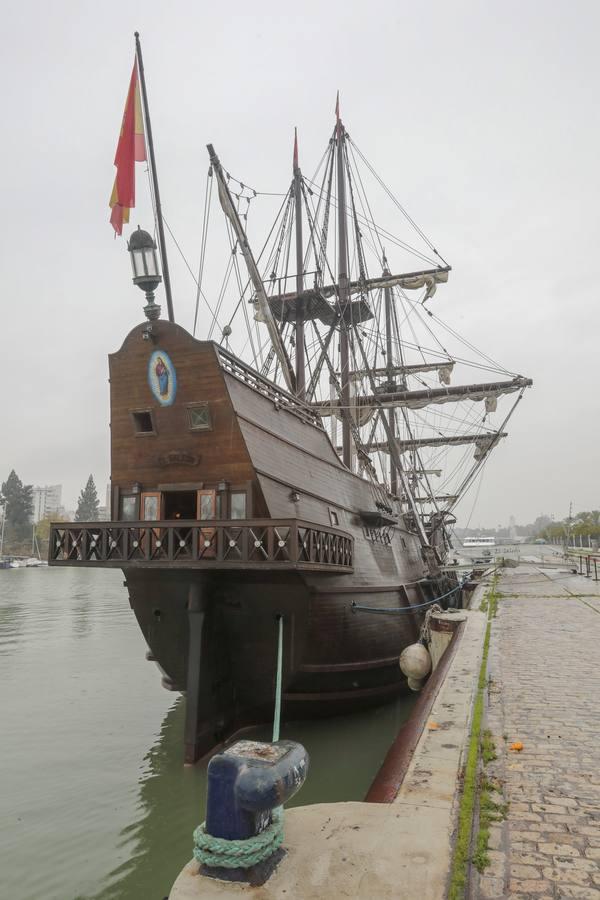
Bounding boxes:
205 739 308 841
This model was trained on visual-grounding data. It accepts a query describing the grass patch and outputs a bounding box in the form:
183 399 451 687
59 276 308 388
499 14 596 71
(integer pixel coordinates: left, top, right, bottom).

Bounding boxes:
472 779 508 872
481 729 497 765
447 574 503 899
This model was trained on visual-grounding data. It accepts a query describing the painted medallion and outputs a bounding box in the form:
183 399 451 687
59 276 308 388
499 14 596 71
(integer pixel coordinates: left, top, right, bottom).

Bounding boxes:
148 350 177 406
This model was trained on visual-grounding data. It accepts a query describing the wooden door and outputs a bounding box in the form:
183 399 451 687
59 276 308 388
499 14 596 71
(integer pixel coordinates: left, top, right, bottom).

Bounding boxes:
140 492 161 521
197 489 217 557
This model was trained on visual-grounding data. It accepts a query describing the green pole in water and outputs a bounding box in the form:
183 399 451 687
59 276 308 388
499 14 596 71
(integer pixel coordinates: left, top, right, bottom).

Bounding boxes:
272 616 283 742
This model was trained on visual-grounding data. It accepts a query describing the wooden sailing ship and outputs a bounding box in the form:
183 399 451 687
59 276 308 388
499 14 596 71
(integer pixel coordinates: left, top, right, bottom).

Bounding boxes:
49 63 531 762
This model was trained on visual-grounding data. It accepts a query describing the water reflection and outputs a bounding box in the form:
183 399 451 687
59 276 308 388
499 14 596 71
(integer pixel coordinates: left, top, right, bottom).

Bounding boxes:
1 568 415 900
87 693 415 900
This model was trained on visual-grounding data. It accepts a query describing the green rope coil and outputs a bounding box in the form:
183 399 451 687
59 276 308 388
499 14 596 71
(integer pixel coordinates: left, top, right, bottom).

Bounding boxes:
193 807 284 869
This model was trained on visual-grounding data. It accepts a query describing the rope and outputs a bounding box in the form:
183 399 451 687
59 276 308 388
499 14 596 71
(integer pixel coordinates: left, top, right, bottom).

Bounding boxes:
352 580 466 614
192 616 286 870
272 615 283 742
193 808 284 869
419 603 444 644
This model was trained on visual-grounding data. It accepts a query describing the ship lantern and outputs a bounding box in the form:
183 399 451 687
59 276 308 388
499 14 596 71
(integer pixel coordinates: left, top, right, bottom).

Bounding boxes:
127 226 162 321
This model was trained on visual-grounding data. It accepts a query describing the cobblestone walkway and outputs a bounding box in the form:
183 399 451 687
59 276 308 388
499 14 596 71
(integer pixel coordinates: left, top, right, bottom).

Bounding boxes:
477 562 600 899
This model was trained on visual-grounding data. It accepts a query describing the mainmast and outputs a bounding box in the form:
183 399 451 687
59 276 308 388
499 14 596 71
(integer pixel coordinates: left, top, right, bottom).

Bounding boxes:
293 130 306 399
383 264 398 495
335 99 352 469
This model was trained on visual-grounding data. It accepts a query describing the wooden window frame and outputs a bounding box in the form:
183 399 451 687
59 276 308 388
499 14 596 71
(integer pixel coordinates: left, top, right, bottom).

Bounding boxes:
186 402 212 433
130 408 157 437
140 491 162 521
119 493 139 522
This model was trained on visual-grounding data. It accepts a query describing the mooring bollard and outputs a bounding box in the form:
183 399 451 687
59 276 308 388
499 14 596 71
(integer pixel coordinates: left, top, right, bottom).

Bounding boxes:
193 739 308 886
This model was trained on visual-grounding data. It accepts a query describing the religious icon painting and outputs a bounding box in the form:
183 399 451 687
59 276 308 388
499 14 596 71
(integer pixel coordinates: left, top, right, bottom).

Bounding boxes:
148 350 177 406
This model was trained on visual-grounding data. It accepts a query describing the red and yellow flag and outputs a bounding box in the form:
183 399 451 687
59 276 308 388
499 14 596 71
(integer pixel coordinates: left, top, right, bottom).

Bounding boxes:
109 60 146 235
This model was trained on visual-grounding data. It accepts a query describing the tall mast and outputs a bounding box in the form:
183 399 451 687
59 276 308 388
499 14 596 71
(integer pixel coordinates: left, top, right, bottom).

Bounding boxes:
293 129 306 399
335 97 352 469
383 268 398 495
134 32 175 323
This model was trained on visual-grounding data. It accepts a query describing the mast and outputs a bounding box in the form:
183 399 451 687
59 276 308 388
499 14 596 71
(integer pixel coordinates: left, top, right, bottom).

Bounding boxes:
134 32 175 323
293 129 306 399
208 143 296 393
383 270 398 495
336 99 352 469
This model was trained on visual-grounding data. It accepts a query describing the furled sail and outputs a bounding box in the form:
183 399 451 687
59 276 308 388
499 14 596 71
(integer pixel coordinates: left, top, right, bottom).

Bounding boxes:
394 432 508 457
266 266 450 324
313 377 532 415
344 361 455 383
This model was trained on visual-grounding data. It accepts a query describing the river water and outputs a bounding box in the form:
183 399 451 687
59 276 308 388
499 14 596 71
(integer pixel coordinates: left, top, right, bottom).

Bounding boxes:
1 568 415 900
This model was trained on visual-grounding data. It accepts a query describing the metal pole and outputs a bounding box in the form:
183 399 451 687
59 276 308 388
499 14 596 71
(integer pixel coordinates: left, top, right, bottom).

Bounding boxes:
336 122 352 469
134 32 175 323
293 131 306 399
0 503 5 556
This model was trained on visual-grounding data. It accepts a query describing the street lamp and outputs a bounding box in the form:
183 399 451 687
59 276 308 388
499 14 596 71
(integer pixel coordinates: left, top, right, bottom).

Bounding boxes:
127 226 162 322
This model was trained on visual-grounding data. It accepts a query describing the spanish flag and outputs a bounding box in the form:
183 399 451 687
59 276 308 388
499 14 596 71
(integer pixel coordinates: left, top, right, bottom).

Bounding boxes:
109 60 146 235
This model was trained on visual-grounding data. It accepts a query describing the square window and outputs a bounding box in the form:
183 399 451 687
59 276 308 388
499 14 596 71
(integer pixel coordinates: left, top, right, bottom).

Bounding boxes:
131 410 155 434
187 404 211 431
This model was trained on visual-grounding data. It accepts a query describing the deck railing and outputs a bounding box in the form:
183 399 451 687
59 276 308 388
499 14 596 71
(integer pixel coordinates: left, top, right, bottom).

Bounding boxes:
217 346 323 429
49 519 353 572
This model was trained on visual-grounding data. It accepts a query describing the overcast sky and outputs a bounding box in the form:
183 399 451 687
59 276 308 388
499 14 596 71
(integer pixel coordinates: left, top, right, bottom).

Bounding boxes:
2 0 598 526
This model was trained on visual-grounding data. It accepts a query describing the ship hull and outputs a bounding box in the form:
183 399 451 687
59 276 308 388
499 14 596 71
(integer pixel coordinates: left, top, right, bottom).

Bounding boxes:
125 565 426 760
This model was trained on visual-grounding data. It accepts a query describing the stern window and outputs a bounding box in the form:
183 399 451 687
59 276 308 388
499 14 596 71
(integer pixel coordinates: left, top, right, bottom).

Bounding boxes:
131 410 156 435
187 404 211 431
230 492 247 520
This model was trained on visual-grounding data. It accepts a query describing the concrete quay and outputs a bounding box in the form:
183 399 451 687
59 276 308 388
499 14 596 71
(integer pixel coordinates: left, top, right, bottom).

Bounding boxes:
170 607 487 900
476 561 600 900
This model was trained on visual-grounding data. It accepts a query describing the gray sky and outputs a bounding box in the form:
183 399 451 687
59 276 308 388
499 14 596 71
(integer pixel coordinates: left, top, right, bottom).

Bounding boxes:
2 0 598 526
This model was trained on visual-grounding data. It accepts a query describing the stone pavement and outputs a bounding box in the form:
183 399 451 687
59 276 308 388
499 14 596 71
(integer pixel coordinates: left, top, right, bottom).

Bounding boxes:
477 562 600 900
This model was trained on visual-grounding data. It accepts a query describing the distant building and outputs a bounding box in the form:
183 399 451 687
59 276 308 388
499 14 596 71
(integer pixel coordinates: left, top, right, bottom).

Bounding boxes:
32 485 62 523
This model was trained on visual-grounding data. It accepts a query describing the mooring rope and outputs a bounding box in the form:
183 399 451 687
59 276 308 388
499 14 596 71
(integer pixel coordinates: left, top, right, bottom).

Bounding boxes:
193 808 284 869
272 614 283 742
193 615 286 870
351 580 466 614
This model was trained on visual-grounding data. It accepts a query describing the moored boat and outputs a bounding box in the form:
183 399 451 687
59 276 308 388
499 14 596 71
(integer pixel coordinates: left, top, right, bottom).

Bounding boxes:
49 44 531 762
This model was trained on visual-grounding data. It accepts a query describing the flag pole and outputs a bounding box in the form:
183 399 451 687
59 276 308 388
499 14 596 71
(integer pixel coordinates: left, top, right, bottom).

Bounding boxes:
134 31 175 323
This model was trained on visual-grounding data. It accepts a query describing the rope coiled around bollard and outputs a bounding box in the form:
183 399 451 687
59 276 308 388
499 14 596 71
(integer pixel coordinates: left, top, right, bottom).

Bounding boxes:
193 807 284 869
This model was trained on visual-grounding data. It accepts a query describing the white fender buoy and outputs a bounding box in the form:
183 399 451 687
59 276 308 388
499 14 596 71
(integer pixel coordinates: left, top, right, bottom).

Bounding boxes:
407 677 424 692
399 643 432 681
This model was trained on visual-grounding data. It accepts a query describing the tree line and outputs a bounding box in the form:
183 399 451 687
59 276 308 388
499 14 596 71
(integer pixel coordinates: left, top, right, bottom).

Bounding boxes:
537 510 600 543
1 470 102 556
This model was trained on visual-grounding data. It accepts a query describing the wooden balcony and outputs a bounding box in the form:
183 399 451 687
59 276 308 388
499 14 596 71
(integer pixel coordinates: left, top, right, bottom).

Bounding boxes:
49 519 354 573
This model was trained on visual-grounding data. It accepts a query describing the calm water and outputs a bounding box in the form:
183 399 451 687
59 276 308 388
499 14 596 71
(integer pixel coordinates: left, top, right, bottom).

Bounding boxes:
1 569 415 900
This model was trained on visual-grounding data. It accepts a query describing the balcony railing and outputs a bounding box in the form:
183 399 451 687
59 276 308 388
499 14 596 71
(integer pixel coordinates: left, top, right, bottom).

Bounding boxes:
49 519 353 573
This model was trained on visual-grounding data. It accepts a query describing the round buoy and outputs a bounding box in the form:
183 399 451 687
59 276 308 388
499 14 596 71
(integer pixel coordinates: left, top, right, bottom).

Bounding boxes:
407 677 424 692
399 643 432 680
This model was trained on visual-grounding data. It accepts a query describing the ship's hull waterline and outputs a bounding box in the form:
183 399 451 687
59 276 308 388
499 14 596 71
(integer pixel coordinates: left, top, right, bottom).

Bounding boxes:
126 566 426 761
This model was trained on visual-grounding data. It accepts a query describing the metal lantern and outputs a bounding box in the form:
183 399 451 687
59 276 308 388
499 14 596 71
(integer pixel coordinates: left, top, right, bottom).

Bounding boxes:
127 227 162 321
